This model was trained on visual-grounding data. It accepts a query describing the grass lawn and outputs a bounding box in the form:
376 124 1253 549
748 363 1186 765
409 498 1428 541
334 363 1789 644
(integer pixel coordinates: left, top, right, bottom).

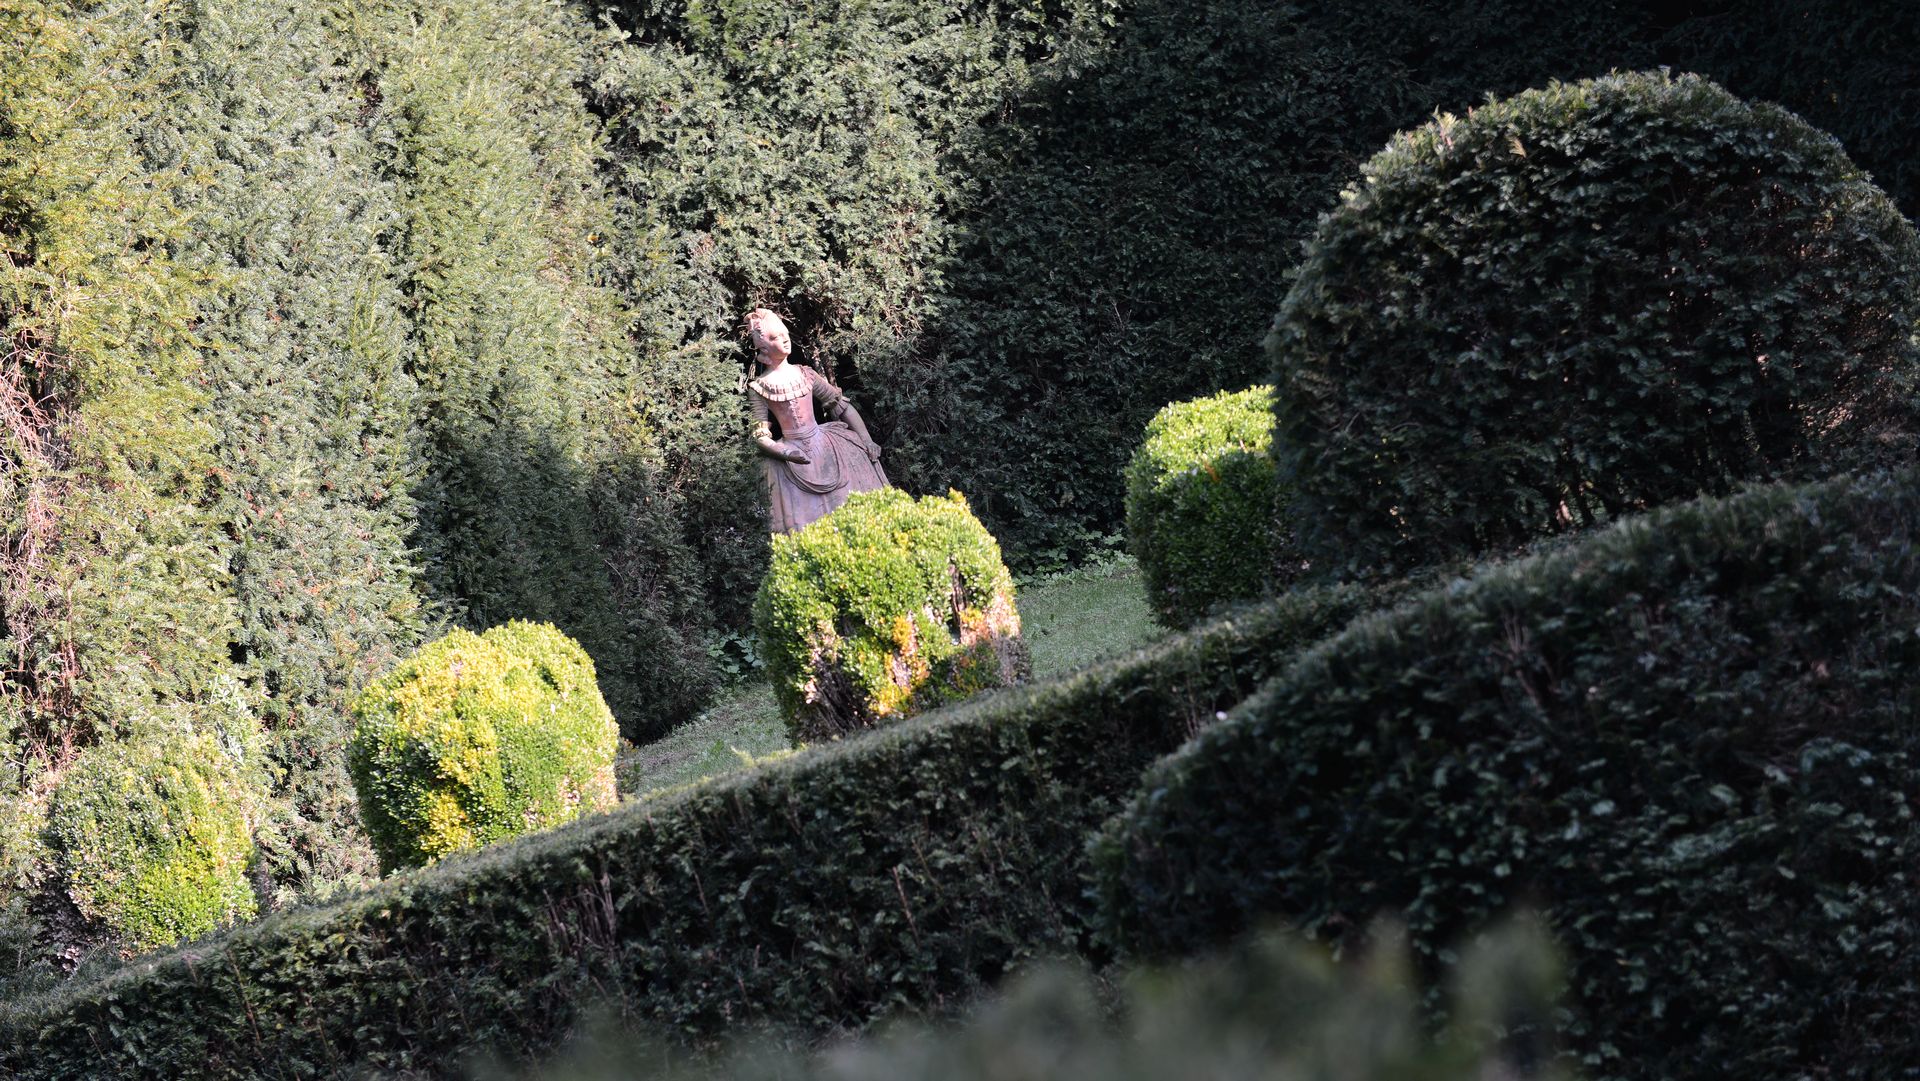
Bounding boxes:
617 557 1162 798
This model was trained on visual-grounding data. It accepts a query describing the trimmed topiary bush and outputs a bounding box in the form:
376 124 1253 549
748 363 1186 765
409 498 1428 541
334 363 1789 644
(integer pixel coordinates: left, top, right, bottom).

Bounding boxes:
48 734 258 952
1125 386 1285 627
1094 470 1920 1078
347 621 618 873
755 489 1029 743
1270 70 1920 577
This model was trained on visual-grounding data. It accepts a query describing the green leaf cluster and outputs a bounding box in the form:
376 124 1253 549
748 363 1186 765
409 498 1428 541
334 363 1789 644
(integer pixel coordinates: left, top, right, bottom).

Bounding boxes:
1269 70 1920 577
348 621 618 873
349 0 716 742
1095 469 1920 1078
169 0 429 903
754 489 1029 744
1124 385 1284 627
0 582 1377 1078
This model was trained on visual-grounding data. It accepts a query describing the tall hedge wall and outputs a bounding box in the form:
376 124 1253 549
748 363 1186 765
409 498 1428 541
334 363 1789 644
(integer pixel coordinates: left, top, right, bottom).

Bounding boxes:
0 582 1377 1079
1 0 266 964
1094 471 1920 1079
348 0 715 740
3 0 719 975
592 0 1920 576
171 0 428 903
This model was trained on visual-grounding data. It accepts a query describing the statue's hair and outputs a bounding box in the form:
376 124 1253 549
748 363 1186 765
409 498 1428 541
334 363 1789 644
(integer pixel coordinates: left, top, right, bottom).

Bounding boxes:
744 307 786 339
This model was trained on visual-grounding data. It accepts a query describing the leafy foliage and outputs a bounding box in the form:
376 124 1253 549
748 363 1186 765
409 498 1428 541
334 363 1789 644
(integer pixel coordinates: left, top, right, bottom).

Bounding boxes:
858 0 1654 570
0 582 1377 1079
48 732 257 952
1270 71 1920 577
589 0 1123 592
1124 386 1283 627
593 0 1920 575
491 921 1569 1081
1646 0 1920 215
754 489 1028 744
1095 471 1920 1079
0 0 264 960
348 622 618 873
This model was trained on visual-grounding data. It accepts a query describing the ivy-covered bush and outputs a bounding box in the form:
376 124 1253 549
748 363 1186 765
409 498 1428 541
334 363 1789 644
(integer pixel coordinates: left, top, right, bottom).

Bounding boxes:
0 580 1380 1080
755 489 1028 743
1270 70 1920 577
1124 386 1284 627
1094 470 1920 1079
347 621 619 873
47 734 257 952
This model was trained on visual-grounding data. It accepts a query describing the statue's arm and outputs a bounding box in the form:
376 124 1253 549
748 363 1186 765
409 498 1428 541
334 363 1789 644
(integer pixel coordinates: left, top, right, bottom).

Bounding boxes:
750 391 809 463
811 369 881 462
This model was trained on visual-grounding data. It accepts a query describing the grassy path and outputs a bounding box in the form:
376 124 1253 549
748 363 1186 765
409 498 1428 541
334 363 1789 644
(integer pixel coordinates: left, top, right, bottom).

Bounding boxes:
617 557 1161 797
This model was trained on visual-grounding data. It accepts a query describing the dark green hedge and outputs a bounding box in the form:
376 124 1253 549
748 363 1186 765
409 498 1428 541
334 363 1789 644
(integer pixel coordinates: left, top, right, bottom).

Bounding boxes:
1124 385 1285 628
1094 470 1920 1079
0 580 1377 1079
887 0 1648 570
1270 71 1920 578
494 922 1563 1081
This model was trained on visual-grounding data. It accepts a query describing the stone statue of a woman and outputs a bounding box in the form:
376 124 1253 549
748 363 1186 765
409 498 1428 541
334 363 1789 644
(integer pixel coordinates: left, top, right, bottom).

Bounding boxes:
745 308 889 533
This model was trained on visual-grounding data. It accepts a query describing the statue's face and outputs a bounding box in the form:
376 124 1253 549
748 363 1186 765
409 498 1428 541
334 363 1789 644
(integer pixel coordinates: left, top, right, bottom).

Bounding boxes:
750 313 792 367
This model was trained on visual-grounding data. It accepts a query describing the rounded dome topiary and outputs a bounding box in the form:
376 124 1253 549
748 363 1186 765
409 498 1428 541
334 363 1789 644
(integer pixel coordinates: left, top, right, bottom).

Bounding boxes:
1125 385 1289 627
754 488 1029 744
1269 70 1920 576
48 733 258 951
347 620 618 873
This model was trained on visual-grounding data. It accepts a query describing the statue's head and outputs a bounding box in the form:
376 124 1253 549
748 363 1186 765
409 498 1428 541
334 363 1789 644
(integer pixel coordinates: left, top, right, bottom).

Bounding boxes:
746 308 792 368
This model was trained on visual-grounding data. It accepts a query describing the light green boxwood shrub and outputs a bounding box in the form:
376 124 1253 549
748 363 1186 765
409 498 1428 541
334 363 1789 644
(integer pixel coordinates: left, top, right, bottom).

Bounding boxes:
754 489 1029 743
1270 70 1920 577
1125 386 1285 627
347 621 618 873
48 733 257 952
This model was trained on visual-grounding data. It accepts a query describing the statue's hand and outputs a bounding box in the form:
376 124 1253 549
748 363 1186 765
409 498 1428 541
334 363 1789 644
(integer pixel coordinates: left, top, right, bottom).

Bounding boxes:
864 440 882 463
784 448 812 465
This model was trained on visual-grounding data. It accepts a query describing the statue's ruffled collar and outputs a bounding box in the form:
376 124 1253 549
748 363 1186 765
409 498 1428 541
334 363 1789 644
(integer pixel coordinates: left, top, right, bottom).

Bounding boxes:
750 362 809 402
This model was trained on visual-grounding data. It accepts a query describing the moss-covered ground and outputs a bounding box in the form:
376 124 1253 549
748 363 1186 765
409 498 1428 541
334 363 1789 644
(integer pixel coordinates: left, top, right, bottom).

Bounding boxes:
617 557 1162 797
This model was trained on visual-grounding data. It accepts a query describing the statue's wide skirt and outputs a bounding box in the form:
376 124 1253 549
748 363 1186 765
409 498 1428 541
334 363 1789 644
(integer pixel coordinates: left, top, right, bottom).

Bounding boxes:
763 419 890 534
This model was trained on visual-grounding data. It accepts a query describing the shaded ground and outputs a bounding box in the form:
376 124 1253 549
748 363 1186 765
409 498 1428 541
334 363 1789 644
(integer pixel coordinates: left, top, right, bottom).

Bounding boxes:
617 557 1162 797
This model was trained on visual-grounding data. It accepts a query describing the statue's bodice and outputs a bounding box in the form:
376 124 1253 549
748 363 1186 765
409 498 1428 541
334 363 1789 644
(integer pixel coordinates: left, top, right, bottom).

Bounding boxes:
768 391 817 435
